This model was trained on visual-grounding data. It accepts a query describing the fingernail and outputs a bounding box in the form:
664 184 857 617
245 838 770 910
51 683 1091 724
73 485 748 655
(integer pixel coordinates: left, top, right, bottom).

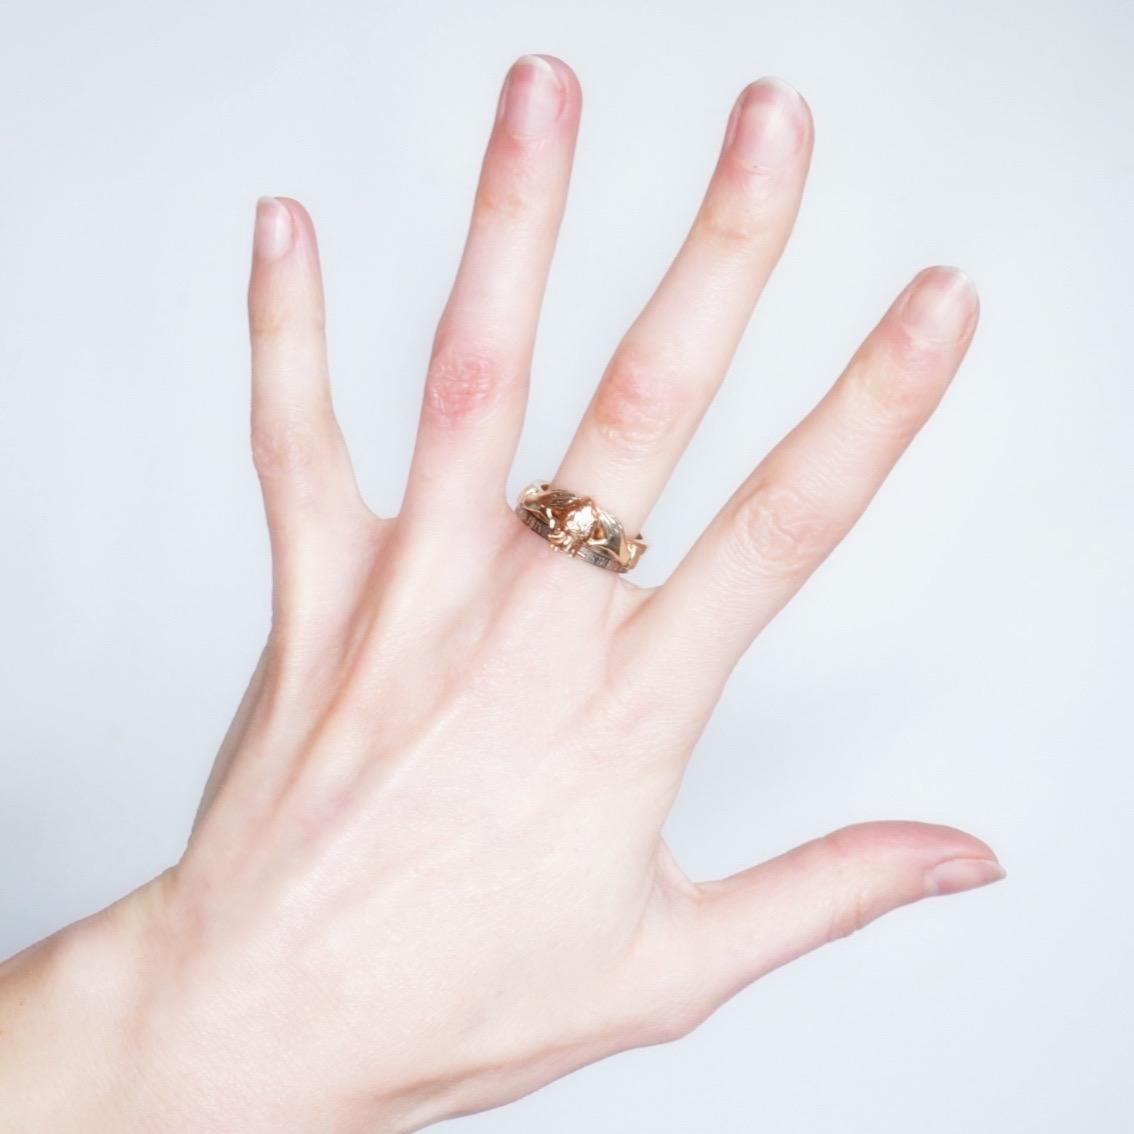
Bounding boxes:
924 857 1006 897
498 55 564 139
900 266 978 340
726 77 806 171
254 196 294 261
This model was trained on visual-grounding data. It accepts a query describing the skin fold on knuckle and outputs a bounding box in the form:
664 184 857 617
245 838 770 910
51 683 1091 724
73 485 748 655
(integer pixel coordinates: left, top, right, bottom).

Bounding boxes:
822 879 877 944
842 331 955 437
723 474 830 580
640 1004 700 1048
247 248 325 340
250 417 321 482
636 955 720 1047
590 349 693 460
248 296 326 346
811 827 892 943
692 172 784 253
423 336 517 426
615 959 707 1049
471 156 548 228
247 301 288 343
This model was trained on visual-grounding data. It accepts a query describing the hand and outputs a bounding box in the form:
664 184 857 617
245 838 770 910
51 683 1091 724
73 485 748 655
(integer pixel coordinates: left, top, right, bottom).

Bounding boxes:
0 55 1001 1133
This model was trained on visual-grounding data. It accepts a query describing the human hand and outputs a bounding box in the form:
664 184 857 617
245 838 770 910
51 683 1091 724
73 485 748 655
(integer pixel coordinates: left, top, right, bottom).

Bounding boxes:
0 54 1001 1134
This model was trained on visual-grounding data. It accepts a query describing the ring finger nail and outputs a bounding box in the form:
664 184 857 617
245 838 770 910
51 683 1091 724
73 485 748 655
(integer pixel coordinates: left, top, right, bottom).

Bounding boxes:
727 77 806 171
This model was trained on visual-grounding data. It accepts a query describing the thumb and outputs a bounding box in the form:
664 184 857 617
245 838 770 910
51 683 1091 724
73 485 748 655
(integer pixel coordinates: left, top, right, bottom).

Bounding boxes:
682 820 1005 1015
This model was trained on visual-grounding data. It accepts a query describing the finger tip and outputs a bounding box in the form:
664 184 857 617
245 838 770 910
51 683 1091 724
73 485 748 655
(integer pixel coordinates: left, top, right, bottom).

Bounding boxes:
837 819 1000 866
921 265 980 313
263 197 320 261
271 196 308 229
897 265 980 343
530 53 582 111
918 820 1002 866
835 821 1006 900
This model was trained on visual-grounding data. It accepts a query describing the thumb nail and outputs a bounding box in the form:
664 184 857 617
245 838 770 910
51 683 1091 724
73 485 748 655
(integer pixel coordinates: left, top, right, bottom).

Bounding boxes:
924 857 1007 897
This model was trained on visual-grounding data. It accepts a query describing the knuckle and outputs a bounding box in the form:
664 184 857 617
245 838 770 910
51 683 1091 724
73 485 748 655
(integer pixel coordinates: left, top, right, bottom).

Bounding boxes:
248 300 326 345
816 828 879 943
615 920 716 1049
887 322 951 382
644 1008 697 1047
472 165 539 225
641 986 717 1047
692 192 773 250
592 350 691 458
694 161 786 248
250 418 318 480
424 338 515 425
844 320 955 431
825 883 874 943
248 304 286 342
619 986 704 1048
726 475 829 577
596 669 676 753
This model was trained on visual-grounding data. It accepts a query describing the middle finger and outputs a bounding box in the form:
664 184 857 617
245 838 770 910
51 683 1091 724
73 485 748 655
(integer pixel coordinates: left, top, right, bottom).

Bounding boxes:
553 77 813 538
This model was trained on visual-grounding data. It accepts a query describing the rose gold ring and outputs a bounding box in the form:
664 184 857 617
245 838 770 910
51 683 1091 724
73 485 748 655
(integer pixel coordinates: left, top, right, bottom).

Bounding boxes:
513 480 647 574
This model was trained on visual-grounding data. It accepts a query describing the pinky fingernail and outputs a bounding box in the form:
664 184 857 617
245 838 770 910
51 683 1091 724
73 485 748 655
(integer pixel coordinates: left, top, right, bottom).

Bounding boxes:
254 196 294 261
924 857 1007 896
900 266 978 339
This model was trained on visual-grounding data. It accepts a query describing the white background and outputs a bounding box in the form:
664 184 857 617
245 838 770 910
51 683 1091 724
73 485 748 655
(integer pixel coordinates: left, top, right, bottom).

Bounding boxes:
2 1 1130 1130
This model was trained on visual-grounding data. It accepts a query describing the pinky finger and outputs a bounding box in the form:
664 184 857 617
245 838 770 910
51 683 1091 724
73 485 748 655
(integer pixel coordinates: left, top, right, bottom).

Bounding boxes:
631 266 979 713
247 197 364 598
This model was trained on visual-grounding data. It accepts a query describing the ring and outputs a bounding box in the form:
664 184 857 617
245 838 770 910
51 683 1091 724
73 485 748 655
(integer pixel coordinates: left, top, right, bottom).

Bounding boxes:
513 480 647 573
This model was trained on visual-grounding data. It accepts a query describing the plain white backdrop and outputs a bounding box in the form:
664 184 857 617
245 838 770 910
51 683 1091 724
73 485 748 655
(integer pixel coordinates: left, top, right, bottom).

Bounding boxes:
1 1 1130 1130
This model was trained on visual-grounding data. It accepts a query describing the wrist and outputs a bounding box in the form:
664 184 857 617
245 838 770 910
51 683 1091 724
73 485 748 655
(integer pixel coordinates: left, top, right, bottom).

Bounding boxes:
0 866 431 1134
0 871 177 1132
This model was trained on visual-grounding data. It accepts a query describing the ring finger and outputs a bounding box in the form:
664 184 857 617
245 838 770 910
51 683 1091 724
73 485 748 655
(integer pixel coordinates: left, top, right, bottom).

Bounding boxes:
553 76 813 538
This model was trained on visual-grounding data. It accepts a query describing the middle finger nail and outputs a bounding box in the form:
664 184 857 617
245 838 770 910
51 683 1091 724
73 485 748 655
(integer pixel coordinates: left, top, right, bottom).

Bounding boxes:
727 77 807 172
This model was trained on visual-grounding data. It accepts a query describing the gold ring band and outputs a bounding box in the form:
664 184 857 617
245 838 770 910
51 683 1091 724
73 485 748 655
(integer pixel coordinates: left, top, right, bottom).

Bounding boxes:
513 481 647 573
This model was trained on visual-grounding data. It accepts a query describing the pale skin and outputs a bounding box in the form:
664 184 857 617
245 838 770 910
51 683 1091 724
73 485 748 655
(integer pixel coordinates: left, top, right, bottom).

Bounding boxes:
0 55 1003 1133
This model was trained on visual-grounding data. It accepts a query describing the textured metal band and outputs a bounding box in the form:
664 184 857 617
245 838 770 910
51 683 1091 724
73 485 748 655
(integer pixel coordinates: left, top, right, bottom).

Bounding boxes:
515 508 626 572
513 480 647 574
